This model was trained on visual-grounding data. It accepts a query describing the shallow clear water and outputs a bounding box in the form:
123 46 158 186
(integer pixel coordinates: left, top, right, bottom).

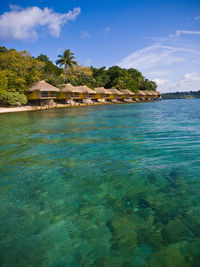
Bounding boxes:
0 100 200 266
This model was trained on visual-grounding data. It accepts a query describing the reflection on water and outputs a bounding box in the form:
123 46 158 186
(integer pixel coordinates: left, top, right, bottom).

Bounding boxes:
1 100 200 266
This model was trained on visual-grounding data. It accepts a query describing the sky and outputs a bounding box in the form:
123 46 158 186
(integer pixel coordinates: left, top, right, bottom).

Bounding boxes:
0 0 200 93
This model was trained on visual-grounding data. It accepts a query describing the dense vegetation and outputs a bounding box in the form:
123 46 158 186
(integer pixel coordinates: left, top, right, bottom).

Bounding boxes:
162 91 200 99
65 65 157 92
0 46 157 105
0 92 27 106
0 47 44 94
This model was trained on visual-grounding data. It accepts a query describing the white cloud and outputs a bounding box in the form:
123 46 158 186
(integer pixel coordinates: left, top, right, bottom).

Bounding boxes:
148 70 172 76
0 6 81 40
117 29 200 93
178 72 200 91
118 45 186 69
153 73 200 93
176 30 200 37
81 30 91 38
154 78 171 86
153 78 176 92
183 72 200 83
194 16 200 21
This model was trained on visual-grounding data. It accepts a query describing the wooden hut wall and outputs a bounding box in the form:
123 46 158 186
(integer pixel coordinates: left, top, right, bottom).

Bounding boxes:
57 91 65 100
26 91 39 100
94 93 104 99
109 93 115 99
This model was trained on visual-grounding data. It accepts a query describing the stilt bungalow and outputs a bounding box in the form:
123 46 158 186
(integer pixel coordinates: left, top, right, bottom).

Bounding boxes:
94 87 112 102
132 91 140 101
25 80 60 105
150 90 158 100
138 90 146 101
121 89 135 102
155 91 162 100
57 83 82 102
107 89 123 102
144 90 153 101
104 88 113 101
74 86 96 103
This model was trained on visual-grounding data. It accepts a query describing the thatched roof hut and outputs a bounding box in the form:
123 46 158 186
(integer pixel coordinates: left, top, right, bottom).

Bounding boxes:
155 91 161 96
107 88 123 95
28 80 60 92
150 90 158 96
121 89 135 96
60 83 82 93
138 90 146 96
145 90 153 96
75 85 96 94
95 87 112 94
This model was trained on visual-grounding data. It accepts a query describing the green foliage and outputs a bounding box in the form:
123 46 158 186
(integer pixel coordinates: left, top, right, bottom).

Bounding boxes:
0 46 9 53
0 70 8 94
0 48 44 93
66 75 96 89
37 54 63 77
37 54 63 86
91 66 110 87
65 64 157 92
0 92 27 106
90 65 157 92
0 46 157 100
56 49 78 83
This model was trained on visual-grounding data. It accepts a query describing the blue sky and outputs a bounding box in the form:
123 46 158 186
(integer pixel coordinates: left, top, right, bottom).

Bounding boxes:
0 0 200 92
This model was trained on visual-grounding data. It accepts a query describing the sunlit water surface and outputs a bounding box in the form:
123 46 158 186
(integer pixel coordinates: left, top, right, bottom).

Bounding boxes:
1 100 200 266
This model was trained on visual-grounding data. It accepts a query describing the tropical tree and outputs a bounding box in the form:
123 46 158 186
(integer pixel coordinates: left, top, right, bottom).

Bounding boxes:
0 49 44 93
56 49 77 84
36 54 63 85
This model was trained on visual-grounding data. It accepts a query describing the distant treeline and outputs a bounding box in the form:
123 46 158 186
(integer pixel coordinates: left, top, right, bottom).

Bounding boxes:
0 46 157 94
162 91 200 99
0 46 157 105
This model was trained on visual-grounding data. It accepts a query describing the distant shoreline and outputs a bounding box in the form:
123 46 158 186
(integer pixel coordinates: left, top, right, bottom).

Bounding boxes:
162 91 200 99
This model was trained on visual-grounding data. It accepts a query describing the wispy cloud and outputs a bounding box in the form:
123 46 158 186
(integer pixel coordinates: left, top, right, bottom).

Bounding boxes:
176 30 200 37
194 15 200 21
9 4 21 11
153 78 173 89
81 30 91 38
159 45 198 53
0 5 81 40
104 26 111 34
147 70 172 76
118 44 187 69
117 29 200 93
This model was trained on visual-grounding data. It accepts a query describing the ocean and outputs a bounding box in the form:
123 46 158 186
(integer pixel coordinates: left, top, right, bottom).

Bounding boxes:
0 100 200 266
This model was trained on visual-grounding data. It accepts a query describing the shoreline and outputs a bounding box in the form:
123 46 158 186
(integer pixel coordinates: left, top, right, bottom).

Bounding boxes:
0 102 123 114
0 100 160 114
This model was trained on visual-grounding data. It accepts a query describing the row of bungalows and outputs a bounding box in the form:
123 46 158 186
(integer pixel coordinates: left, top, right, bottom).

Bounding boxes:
25 80 161 105
57 84 96 103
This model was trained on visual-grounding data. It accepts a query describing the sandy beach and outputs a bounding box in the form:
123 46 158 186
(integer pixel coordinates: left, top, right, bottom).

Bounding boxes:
0 102 111 114
0 106 39 114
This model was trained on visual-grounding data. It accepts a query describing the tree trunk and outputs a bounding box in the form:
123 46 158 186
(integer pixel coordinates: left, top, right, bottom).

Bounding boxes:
64 66 67 84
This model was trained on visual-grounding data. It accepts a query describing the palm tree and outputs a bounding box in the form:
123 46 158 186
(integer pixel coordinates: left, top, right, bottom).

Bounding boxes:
56 49 77 84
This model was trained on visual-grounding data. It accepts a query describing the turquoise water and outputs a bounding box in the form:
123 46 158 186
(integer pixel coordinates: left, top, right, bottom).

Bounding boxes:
0 100 200 266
